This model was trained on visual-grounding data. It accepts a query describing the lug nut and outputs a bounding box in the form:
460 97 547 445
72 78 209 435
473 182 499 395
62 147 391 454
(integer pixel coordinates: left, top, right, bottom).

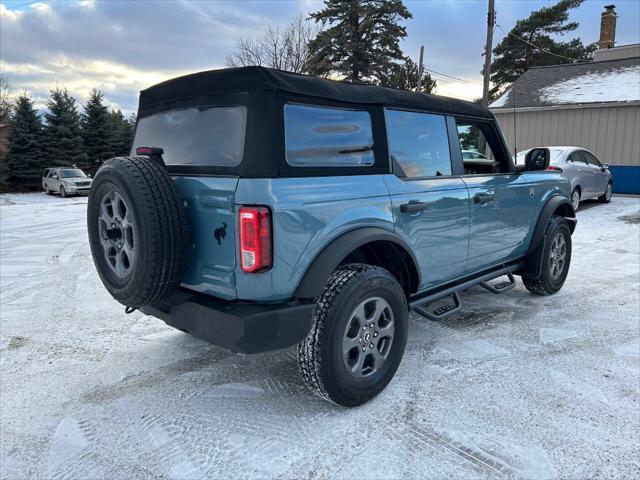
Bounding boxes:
362 347 366 352
373 332 378 337
369 343 374 349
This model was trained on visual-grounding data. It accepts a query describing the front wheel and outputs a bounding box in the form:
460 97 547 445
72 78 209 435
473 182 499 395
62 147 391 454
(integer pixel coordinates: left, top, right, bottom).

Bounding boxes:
60 186 67 198
522 215 572 295
297 264 408 407
598 182 612 203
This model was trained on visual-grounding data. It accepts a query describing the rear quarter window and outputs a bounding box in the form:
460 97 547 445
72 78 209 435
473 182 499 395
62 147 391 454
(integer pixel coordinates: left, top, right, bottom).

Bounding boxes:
284 103 374 167
132 106 247 167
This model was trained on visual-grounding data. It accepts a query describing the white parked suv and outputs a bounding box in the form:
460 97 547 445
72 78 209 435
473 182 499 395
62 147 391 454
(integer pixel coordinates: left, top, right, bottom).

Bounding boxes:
42 167 93 197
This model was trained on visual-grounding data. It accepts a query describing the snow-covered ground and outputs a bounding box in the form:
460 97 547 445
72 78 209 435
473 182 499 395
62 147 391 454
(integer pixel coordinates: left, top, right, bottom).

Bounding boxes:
1 193 639 479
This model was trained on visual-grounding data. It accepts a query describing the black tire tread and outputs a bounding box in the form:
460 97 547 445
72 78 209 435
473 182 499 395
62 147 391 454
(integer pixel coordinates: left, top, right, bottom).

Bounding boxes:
297 264 387 404
522 215 571 296
598 181 612 203
89 156 188 307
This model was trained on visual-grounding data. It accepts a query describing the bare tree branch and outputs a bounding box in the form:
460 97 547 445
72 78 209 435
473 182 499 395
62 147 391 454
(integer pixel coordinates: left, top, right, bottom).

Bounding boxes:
225 14 319 74
0 75 12 124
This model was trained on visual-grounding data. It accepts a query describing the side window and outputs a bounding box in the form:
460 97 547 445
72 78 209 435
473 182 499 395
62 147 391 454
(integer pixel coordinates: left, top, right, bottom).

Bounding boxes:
456 120 506 174
385 109 452 178
569 151 587 164
582 151 602 167
284 103 374 167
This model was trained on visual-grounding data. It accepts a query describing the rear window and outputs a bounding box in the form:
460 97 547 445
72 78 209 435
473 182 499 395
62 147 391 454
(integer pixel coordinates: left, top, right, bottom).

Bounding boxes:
284 103 374 167
132 106 247 166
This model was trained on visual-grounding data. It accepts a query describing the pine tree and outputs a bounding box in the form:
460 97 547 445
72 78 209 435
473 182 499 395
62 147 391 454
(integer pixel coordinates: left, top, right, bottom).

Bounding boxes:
44 88 85 168
307 0 412 85
490 0 596 99
108 109 136 156
81 89 113 173
6 95 45 191
386 58 436 94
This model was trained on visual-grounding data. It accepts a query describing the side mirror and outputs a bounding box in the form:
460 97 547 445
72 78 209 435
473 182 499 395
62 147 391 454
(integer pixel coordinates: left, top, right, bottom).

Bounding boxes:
525 148 550 171
601 163 610 171
52 174 58 179
87 174 92 178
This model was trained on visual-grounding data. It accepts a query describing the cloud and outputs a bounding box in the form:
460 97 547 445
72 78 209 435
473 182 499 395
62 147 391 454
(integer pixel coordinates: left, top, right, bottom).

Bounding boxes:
1 0 307 113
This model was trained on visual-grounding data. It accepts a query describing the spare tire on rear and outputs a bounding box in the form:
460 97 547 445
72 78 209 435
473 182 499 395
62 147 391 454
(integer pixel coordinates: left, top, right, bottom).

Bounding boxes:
87 156 189 308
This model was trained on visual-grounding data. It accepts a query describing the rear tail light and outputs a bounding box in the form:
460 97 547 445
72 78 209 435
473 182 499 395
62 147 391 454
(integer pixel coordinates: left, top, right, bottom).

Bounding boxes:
547 165 563 172
239 206 272 273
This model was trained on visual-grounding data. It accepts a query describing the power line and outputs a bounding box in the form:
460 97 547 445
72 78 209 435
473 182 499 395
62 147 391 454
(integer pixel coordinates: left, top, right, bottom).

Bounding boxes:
496 24 591 63
423 67 476 84
131 0 222 24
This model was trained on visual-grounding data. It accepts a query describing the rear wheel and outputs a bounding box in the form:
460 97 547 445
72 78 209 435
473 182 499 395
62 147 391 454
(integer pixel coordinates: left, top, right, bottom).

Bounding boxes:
522 215 572 295
598 182 612 203
570 188 580 212
297 264 408 407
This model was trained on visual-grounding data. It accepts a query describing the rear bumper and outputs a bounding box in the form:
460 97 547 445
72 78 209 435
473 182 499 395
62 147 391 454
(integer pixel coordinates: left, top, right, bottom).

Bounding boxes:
140 289 315 354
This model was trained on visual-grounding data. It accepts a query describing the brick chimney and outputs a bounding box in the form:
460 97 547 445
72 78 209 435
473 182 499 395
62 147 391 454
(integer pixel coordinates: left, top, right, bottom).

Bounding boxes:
599 5 617 49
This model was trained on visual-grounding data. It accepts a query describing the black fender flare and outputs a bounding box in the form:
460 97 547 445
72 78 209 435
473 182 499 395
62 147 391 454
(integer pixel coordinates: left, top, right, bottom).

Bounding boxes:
294 227 421 299
519 195 576 277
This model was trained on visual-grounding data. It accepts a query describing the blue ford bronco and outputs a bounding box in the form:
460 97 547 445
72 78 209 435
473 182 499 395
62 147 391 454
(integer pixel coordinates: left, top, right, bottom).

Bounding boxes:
88 67 576 406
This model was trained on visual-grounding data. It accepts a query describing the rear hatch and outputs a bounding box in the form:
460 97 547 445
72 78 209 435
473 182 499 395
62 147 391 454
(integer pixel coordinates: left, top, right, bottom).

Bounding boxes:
132 105 247 300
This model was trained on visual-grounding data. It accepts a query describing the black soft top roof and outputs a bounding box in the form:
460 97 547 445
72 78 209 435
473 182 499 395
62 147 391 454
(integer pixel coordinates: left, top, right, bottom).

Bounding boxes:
138 66 492 120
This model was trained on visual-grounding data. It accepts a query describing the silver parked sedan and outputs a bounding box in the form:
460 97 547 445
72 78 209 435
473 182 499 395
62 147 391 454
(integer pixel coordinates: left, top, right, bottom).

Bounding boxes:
516 146 612 211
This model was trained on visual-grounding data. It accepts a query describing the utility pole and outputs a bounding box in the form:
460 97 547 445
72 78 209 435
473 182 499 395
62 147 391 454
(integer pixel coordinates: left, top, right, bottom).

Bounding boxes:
416 45 425 92
481 0 495 107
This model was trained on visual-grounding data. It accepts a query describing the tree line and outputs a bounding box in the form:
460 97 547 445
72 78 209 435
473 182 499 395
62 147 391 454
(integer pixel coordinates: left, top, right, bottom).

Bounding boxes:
0 84 135 192
1 0 594 193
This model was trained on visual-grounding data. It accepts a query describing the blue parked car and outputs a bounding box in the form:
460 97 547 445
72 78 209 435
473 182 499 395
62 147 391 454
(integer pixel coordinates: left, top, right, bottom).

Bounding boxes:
87 67 576 406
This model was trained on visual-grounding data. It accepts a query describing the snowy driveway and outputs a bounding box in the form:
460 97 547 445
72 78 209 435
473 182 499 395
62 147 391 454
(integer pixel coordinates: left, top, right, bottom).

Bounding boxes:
1 194 639 479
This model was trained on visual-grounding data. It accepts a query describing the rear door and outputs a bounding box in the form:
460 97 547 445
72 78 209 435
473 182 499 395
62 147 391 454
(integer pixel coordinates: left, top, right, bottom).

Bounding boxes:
132 106 247 300
383 109 469 290
454 118 535 273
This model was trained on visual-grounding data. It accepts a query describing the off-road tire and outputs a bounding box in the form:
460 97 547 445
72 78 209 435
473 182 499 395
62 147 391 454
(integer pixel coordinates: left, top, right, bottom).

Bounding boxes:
87 156 189 308
297 264 408 407
522 215 572 296
598 181 612 203
60 186 67 198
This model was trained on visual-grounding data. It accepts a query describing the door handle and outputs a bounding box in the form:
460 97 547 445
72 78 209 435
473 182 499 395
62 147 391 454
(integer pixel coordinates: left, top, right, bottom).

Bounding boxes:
474 192 495 204
400 200 429 213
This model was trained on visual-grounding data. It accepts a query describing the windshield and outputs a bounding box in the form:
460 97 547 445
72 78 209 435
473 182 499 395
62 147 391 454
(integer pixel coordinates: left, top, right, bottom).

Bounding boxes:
132 106 247 167
59 169 87 178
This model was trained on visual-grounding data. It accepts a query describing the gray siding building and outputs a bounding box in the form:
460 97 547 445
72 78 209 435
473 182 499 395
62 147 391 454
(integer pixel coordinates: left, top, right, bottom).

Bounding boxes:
490 6 640 194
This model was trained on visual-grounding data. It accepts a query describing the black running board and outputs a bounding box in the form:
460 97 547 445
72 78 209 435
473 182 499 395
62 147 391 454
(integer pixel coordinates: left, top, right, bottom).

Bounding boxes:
409 262 524 321
480 272 516 294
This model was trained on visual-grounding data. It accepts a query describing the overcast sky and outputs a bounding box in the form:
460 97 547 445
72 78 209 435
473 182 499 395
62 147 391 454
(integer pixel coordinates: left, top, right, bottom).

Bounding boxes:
1 0 639 115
